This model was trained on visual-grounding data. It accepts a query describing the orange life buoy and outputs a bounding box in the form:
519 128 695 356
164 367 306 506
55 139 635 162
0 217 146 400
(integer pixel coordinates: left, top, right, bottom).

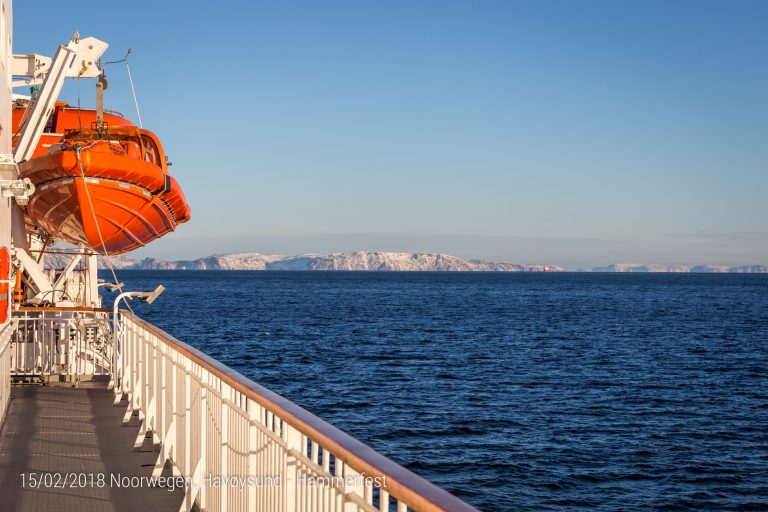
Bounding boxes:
0 247 9 324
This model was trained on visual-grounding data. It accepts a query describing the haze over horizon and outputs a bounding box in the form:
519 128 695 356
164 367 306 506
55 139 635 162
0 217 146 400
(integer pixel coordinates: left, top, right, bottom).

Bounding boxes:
15 1 768 268
111 232 766 271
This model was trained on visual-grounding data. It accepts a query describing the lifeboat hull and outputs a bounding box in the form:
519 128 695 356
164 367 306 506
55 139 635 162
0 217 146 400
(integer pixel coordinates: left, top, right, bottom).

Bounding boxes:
19 146 190 255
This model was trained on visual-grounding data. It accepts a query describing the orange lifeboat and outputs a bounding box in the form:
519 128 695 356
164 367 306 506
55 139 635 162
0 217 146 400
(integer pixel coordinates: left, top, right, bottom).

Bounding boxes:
18 126 190 255
13 101 133 158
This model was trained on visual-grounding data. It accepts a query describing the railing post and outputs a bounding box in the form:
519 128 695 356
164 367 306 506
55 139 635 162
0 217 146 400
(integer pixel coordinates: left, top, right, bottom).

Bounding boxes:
285 422 302 511
110 309 119 391
153 341 175 478
220 384 229 512
149 334 158 439
247 398 259 511
132 325 143 414
345 465 364 512
182 369 193 511
132 328 149 450
335 453 344 511
158 341 167 455
198 371 208 510
170 350 178 473
121 320 136 424
124 317 131 396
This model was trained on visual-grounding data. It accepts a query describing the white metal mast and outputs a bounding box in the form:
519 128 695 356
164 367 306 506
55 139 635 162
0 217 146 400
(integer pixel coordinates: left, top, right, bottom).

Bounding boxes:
0 0 14 428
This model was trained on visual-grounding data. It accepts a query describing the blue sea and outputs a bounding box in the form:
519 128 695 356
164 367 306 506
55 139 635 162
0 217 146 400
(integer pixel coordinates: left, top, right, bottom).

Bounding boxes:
103 271 768 511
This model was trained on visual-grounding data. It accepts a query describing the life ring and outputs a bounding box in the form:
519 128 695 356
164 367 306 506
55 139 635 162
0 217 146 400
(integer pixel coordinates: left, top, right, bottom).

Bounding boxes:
0 247 9 324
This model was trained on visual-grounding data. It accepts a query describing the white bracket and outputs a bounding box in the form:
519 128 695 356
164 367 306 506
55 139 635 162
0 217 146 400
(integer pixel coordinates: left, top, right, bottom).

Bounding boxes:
0 153 16 180
0 178 35 206
13 35 109 164
0 154 35 204
12 36 107 83
13 247 54 299
52 254 83 291
11 53 52 88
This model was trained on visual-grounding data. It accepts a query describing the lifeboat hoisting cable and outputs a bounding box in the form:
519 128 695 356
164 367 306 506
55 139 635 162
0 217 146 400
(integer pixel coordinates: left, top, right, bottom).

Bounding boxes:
68 50 139 310
126 60 143 129
74 144 133 312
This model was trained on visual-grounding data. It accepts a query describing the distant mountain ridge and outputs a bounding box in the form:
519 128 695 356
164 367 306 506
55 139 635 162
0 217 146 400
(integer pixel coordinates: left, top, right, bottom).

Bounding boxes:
591 263 768 273
43 251 563 272
40 251 767 273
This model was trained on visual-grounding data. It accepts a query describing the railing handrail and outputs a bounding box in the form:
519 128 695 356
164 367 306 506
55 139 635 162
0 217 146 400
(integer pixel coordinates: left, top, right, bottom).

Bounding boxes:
16 306 112 312
122 311 478 512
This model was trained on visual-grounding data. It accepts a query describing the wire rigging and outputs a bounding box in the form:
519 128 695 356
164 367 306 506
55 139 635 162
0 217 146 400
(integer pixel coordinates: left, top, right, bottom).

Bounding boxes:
125 61 143 129
74 146 133 314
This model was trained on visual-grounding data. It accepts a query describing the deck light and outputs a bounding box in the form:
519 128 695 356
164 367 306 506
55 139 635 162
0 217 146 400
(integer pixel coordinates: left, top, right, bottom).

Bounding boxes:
98 281 125 292
111 285 166 387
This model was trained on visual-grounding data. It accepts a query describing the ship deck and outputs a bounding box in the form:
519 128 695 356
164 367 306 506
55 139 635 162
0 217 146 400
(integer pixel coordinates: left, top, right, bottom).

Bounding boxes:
0 310 479 512
0 382 184 511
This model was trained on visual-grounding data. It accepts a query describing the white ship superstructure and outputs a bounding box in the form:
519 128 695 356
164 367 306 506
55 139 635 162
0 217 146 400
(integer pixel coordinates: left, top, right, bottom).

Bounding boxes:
0 0 15 427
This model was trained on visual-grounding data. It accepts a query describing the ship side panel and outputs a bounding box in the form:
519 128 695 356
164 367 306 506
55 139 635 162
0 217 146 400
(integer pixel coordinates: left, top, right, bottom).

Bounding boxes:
0 0 13 427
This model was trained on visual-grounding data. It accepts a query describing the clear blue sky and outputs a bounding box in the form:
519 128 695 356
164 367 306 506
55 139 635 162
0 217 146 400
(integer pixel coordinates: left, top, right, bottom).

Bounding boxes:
14 1 768 268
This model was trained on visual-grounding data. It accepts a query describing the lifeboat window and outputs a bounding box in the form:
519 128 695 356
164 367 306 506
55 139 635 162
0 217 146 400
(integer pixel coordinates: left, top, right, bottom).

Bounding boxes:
141 136 160 167
122 141 142 159
44 113 55 133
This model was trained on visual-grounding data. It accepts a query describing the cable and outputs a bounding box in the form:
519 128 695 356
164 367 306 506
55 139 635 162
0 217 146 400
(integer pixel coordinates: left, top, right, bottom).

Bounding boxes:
101 48 133 67
74 146 134 314
126 62 143 129
76 74 82 131
37 288 73 306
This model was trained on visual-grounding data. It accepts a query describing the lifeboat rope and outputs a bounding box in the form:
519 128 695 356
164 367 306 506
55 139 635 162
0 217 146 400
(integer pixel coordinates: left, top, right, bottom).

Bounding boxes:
74 146 134 314
125 63 143 129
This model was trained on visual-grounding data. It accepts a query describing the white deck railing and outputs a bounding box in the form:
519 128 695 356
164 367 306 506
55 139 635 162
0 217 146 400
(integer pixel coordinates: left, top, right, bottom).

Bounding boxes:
115 312 478 512
10 307 113 381
0 322 12 424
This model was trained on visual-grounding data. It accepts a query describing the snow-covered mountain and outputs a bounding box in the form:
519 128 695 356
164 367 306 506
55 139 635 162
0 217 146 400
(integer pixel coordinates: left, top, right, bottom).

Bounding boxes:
592 263 693 273
39 251 766 273
723 265 768 273
156 253 284 270
265 252 557 271
592 263 768 273
43 252 138 269
43 251 562 272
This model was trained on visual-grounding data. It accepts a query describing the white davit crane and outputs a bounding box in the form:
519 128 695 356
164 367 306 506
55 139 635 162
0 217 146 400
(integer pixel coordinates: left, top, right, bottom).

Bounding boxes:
12 34 108 164
6 35 109 307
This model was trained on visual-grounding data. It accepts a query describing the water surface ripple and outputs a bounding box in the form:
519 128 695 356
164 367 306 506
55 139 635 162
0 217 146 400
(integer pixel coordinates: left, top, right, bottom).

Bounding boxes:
113 272 768 511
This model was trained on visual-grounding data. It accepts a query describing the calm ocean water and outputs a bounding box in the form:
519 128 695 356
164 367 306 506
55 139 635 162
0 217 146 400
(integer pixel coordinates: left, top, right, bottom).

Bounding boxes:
104 271 768 511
